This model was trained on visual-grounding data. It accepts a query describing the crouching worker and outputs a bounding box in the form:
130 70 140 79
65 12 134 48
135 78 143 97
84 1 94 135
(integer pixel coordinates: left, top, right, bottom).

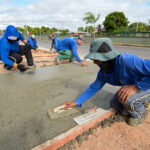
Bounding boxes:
49 34 60 53
55 36 87 66
63 38 150 126
0 25 36 72
27 35 38 51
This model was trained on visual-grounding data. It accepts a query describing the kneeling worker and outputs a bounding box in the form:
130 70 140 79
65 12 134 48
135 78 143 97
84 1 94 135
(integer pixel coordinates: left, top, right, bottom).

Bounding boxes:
27 35 38 51
56 36 87 66
64 38 150 126
49 34 60 53
0 25 36 72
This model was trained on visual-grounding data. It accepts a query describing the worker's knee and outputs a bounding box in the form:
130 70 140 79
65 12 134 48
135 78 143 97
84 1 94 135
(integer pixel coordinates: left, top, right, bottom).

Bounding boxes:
110 96 123 110
16 56 23 64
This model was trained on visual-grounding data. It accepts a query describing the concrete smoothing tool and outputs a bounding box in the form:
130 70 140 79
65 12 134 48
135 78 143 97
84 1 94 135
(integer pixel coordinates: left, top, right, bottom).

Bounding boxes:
48 104 79 120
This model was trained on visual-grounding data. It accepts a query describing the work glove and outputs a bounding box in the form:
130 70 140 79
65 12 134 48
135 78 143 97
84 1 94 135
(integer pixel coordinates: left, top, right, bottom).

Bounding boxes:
17 64 27 72
25 42 32 50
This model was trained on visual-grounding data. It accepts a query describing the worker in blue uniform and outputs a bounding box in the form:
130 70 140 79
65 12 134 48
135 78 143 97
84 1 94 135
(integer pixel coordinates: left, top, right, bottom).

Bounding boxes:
55 36 87 66
63 38 150 126
49 34 60 53
0 25 36 72
27 35 38 51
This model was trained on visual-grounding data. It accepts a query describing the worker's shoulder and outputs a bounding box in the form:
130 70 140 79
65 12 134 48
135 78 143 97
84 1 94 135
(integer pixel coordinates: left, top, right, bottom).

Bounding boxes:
64 37 76 41
119 53 138 62
0 37 10 48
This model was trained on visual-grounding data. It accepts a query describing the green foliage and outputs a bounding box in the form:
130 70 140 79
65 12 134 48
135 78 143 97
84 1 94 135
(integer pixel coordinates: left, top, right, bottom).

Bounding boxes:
83 12 100 24
83 12 100 36
15 25 69 36
78 27 84 32
129 22 149 32
85 26 94 33
103 11 129 32
59 29 70 35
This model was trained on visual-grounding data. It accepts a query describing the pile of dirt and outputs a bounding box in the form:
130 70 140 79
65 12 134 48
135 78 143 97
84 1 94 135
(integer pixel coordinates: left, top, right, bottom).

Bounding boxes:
57 107 150 150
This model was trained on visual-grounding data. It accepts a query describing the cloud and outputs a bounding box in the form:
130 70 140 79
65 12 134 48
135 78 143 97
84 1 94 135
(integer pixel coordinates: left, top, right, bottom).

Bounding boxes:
0 0 149 31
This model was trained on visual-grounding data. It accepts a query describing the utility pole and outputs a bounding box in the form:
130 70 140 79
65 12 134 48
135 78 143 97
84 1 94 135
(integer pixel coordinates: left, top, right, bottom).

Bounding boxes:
136 22 139 32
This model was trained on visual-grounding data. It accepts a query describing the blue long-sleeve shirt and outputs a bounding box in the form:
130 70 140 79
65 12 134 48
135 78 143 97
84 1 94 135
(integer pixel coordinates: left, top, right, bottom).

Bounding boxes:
51 37 60 49
0 25 25 66
27 37 38 49
57 37 82 63
76 53 150 106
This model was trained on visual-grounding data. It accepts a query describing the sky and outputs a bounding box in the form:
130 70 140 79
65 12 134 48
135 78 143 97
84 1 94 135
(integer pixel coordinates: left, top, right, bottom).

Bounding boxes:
0 0 150 31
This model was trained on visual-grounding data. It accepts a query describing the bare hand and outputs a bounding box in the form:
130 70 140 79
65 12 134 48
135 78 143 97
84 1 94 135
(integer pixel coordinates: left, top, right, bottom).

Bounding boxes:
63 101 78 109
81 61 87 66
118 84 140 104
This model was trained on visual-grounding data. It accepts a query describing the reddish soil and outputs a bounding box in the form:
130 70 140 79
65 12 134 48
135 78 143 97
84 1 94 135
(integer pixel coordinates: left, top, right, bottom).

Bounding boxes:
75 107 150 150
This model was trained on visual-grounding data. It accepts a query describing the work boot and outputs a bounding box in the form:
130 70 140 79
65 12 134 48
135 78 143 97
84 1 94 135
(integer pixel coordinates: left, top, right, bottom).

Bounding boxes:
128 111 148 126
119 109 129 116
3 64 12 71
26 64 36 72
56 57 60 65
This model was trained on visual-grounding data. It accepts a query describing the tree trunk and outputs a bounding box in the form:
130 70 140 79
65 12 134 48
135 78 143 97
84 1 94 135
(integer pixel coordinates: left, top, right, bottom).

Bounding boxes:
94 23 95 39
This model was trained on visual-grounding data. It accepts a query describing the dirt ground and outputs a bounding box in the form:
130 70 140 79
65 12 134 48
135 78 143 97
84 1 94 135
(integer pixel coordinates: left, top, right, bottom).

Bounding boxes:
74 107 150 150
0 49 58 73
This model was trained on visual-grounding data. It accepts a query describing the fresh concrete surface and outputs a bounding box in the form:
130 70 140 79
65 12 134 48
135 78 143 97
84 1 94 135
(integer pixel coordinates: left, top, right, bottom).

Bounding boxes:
0 63 117 150
1 41 150 150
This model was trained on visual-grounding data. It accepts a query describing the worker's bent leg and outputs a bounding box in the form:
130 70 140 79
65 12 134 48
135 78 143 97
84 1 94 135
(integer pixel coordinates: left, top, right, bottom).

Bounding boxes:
57 50 74 62
110 92 124 110
123 89 150 119
9 52 23 64
18 45 34 66
0 52 23 70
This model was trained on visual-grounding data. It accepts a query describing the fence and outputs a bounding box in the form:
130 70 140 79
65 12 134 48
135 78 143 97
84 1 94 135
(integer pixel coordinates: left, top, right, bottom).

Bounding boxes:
24 32 150 46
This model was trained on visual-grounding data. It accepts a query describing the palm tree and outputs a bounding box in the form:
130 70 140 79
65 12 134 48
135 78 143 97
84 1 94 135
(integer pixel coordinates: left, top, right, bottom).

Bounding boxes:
83 12 100 38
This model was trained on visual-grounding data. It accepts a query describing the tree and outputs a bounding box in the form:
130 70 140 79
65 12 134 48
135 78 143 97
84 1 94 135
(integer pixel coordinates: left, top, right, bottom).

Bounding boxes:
78 27 85 32
59 29 70 35
84 26 94 33
129 22 149 32
148 20 150 31
103 11 129 32
83 12 100 37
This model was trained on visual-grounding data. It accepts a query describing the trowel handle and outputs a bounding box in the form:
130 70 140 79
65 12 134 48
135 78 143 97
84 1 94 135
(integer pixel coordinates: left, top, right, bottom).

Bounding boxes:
53 105 66 113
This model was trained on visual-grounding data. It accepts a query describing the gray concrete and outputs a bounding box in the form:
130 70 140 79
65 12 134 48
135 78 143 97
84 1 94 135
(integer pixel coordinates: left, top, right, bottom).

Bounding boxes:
1 41 150 150
0 63 116 150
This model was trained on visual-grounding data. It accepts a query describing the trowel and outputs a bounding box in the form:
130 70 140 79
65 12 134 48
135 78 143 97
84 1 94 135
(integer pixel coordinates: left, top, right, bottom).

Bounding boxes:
48 104 79 120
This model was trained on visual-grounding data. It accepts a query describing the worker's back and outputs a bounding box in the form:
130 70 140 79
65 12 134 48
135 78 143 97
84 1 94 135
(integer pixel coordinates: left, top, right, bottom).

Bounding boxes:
57 37 77 50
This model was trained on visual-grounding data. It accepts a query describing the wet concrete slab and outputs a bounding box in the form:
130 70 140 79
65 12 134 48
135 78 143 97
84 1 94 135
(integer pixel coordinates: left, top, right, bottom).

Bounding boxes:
0 62 120 150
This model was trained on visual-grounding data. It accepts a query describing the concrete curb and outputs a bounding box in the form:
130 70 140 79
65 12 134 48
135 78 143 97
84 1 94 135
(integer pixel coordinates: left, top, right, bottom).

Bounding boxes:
113 43 150 48
85 41 150 48
32 109 117 150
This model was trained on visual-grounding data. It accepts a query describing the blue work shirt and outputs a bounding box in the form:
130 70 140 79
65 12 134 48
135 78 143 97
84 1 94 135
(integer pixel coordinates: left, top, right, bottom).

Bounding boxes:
0 25 25 66
27 37 38 49
51 37 60 49
57 37 82 63
76 53 150 106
